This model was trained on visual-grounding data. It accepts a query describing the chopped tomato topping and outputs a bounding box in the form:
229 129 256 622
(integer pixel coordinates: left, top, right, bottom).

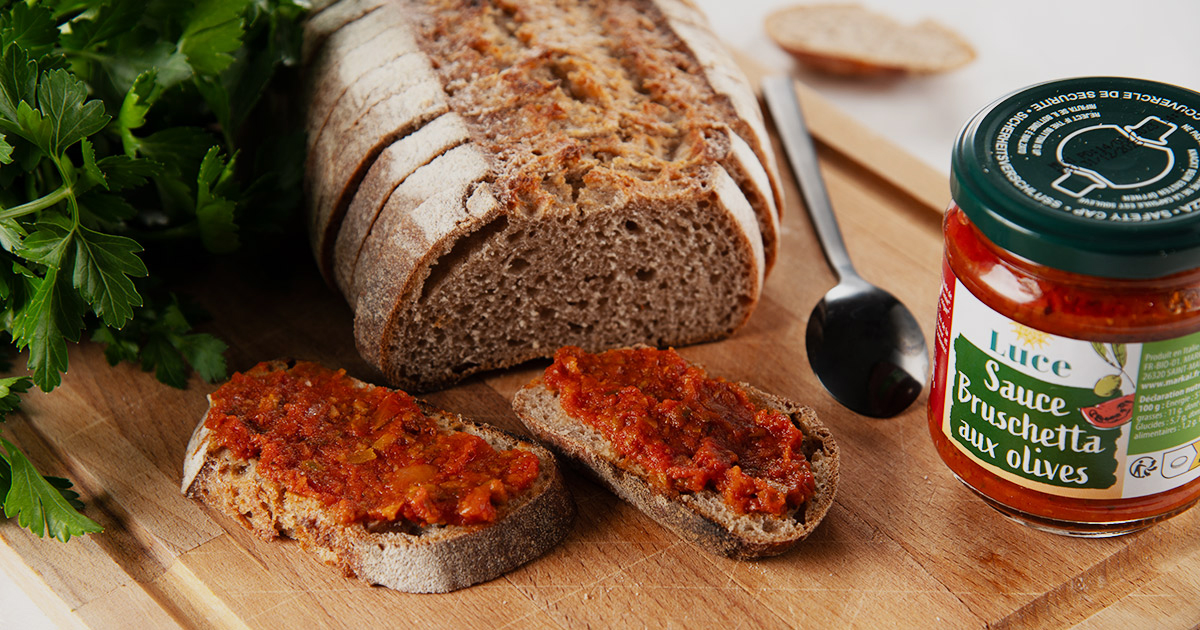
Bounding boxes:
205 361 539 527
544 346 815 516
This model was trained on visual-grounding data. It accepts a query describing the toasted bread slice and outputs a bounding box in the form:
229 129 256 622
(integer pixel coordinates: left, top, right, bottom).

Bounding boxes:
511 358 839 559
182 361 574 593
766 4 976 76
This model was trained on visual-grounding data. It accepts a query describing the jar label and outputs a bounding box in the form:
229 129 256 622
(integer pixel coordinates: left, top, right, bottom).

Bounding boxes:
936 278 1200 499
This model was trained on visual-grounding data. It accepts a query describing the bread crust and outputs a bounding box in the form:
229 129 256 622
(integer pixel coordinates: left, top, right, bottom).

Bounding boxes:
303 1 416 146
349 143 492 312
181 361 575 593
301 0 394 65
331 113 472 296
511 366 839 559
650 0 785 226
304 9 450 280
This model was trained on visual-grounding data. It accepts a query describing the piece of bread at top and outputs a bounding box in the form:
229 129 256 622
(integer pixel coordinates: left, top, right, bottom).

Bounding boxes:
301 0 393 65
511 353 839 559
302 0 784 393
181 360 575 593
766 3 976 76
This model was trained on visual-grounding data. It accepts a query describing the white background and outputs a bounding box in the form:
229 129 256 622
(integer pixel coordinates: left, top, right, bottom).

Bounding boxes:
698 0 1200 174
4 1 1199 627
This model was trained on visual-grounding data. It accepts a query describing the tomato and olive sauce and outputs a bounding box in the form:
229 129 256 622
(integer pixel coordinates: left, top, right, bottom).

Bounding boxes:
930 77 1200 535
544 346 814 516
204 361 539 527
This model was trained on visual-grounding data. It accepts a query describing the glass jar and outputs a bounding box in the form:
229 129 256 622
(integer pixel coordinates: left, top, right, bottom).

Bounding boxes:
929 77 1200 536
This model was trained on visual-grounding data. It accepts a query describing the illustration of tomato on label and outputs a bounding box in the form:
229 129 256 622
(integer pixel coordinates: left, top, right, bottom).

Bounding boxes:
1082 392 1136 428
1081 343 1136 428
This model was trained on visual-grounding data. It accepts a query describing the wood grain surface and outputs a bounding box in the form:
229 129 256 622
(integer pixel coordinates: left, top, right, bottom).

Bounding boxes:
2 79 1197 630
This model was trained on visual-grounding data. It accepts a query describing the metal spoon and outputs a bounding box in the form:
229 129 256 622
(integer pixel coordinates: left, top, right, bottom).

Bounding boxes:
761 77 929 418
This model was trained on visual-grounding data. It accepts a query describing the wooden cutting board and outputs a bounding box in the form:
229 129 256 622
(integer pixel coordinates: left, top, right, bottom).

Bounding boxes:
2 76 1199 629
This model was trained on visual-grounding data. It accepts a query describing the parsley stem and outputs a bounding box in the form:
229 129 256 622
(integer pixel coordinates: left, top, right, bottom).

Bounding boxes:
0 184 72 220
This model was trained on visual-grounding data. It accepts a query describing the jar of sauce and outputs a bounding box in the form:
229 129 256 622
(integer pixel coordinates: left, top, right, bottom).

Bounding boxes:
929 77 1200 536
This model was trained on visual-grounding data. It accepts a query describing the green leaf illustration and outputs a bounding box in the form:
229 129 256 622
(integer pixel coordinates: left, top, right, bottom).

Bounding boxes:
1112 344 1127 368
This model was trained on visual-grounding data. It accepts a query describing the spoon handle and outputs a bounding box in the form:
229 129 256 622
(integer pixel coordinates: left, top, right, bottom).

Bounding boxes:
761 77 857 281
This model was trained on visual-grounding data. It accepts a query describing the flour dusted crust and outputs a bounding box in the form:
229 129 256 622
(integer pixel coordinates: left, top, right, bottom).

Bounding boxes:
304 0 784 392
511 365 840 559
181 361 575 594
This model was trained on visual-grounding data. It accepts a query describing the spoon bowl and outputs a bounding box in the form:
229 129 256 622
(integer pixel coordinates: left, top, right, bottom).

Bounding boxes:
762 76 929 417
806 278 928 418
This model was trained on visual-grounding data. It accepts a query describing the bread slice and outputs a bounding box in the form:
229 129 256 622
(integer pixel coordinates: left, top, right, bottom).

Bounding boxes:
367 164 763 393
766 4 976 76
652 0 782 228
331 113 472 297
303 1 415 143
346 142 491 309
303 8 450 281
181 361 575 593
301 0 394 65
511 359 839 559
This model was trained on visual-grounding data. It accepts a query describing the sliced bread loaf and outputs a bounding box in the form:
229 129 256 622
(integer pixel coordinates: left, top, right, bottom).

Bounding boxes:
305 0 782 392
182 360 574 593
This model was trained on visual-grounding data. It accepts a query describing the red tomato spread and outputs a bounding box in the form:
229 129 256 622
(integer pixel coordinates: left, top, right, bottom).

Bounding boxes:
943 205 1200 341
543 346 815 516
204 361 539 527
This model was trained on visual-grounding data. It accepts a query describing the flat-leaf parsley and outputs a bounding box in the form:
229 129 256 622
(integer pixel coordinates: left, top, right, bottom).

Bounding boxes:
0 0 308 542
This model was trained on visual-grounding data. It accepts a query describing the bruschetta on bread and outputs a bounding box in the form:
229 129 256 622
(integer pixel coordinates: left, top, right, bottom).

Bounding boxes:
512 346 839 559
182 360 574 593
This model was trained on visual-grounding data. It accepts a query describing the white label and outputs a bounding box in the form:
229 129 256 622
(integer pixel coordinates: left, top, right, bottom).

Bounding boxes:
937 278 1200 499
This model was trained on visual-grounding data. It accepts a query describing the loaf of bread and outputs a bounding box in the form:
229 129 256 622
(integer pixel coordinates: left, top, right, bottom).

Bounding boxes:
302 0 783 392
512 347 839 559
766 3 976 76
181 360 574 593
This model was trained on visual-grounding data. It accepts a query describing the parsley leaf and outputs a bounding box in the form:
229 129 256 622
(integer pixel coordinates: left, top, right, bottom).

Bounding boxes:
117 69 158 156
0 45 37 122
12 263 85 391
95 154 164 192
57 0 143 53
0 375 31 417
93 293 228 388
43 474 86 512
180 0 253 76
0 3 57 60
0 437 102 542
36 68 109 157
72 225 147 327
176 332 228 383
196 146 240 253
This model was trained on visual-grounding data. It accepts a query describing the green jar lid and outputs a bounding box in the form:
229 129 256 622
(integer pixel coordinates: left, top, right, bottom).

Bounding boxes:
952 76 1200 279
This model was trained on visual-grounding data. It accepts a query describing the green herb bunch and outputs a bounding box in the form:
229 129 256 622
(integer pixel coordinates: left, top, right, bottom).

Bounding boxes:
0 0 308 542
